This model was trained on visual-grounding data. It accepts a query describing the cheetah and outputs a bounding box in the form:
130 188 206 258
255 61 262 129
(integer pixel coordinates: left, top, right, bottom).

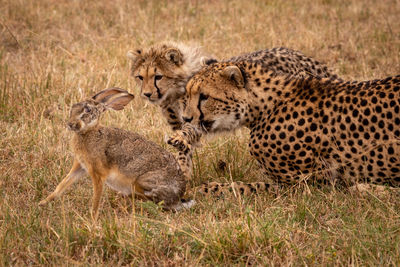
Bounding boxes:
127 43 338 132
171 61 400 189
127 41 215 131
129 43 340 196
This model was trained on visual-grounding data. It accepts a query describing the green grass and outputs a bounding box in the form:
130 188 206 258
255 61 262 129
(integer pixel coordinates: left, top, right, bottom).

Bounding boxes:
1 0 400 265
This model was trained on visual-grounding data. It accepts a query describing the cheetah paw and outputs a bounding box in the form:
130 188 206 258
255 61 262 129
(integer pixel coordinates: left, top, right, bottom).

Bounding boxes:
167 133 191 152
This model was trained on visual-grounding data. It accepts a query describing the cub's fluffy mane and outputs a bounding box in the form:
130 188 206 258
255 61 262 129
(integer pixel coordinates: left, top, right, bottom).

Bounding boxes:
130 41 212 78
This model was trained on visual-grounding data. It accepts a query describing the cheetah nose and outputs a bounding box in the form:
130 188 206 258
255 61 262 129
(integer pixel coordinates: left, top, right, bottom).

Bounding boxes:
143 92 152 98
182 116 193 123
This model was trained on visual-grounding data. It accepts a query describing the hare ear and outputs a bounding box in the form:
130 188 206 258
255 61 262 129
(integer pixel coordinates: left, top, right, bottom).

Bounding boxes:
200 56 218 66
104 94 135 111
127 49 142 61
92 87 130 103
165 48 183 65
221 66 245 88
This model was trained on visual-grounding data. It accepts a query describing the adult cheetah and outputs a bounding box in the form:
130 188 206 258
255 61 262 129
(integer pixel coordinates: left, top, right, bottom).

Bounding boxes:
172 61 400 188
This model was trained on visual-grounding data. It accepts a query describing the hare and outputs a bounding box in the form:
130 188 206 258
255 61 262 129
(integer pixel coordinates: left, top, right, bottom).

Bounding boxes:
39 88 194 220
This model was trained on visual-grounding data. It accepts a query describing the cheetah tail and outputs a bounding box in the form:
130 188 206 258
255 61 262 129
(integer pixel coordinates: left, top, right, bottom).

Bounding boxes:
190 181 279 198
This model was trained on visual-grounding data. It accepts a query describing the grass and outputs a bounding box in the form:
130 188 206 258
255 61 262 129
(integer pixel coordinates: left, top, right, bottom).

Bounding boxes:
1 0 400 265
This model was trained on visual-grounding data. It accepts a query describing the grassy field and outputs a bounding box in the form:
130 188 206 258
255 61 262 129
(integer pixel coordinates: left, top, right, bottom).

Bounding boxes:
1 0 400 265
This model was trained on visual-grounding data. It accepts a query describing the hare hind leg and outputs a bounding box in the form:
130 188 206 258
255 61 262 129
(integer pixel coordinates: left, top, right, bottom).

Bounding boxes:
39 159 86 205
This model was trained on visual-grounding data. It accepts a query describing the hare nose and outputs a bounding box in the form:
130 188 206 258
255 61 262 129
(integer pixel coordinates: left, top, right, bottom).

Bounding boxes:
182 116 193 123
143 92 152 98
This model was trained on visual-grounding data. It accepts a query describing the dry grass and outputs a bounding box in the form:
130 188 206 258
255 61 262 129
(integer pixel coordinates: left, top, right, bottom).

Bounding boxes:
1 0 400 265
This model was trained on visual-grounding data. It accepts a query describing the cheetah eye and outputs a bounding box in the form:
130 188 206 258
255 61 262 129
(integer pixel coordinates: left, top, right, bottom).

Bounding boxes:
136 75 143 81
155 75 163 81
199 93 209 101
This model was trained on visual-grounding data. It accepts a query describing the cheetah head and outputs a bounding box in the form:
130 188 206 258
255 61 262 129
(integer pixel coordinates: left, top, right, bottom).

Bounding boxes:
127 46 186 105
182 63 249 134
127 42 216 106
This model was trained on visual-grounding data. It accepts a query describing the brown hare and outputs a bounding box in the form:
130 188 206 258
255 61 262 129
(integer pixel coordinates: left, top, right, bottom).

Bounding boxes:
39 88 194 220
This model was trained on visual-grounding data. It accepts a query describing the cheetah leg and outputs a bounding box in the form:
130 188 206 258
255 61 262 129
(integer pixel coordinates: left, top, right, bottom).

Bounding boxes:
167 123 199 185
167 123 202 152
162 103 183 131
174 150 193 180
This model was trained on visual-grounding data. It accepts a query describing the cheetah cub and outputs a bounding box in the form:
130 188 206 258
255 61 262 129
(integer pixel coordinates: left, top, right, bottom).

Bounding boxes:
39 88 194 220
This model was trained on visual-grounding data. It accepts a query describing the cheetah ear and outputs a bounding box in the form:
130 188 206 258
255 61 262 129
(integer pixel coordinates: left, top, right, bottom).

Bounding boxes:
221 66 245 88
127 49 142 61
165 48 183 65
200 56 218 66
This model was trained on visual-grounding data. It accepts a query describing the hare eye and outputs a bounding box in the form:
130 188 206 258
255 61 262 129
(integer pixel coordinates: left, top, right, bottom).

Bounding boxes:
84 106 91 113
155 75 163 81
136 75 143 81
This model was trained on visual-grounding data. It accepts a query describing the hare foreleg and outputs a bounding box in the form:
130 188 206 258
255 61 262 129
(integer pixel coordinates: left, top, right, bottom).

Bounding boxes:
39 159 86 205
90 173 104 221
